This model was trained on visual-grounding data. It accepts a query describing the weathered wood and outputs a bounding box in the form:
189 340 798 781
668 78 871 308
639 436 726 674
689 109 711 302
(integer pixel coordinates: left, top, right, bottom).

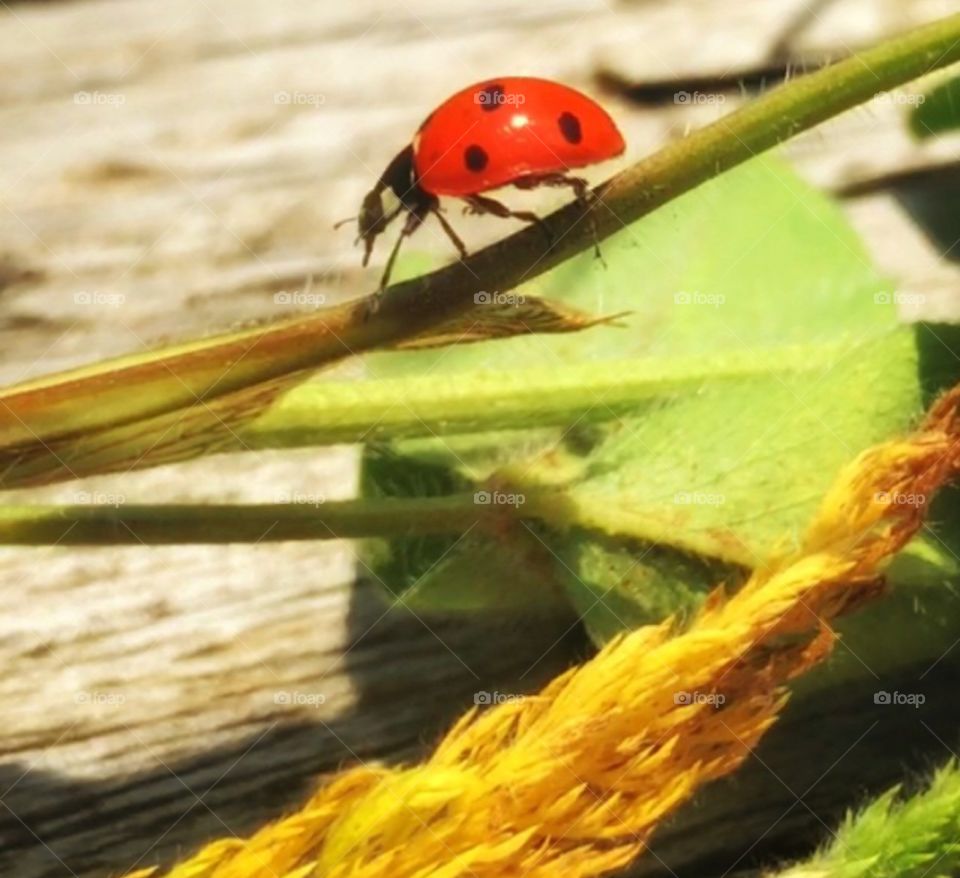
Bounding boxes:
1 1 959 876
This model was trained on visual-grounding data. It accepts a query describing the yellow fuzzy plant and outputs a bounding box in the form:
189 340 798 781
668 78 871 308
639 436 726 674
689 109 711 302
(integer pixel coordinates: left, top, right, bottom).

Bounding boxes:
122 384 960 878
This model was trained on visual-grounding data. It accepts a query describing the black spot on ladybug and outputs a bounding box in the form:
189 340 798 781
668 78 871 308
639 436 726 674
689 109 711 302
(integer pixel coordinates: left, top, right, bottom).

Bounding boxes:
558 111 582 144
464 144 489 173
478 83 505 112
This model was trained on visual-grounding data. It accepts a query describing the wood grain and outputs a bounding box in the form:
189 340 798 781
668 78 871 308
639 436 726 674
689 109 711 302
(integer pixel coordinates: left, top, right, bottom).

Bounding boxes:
1 1 959 876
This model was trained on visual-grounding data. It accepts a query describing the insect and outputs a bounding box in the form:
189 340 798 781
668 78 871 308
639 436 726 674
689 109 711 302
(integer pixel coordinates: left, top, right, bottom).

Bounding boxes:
344 76 626 291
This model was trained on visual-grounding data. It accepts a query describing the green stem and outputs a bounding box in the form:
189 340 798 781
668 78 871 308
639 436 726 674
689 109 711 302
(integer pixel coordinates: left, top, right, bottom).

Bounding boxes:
0 493 756 563
244 346 832 448
0 497 495 545
0 345 837 489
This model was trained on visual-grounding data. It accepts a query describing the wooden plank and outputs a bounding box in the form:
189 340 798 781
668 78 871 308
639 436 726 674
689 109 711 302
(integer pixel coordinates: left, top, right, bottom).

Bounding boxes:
1 1 959 876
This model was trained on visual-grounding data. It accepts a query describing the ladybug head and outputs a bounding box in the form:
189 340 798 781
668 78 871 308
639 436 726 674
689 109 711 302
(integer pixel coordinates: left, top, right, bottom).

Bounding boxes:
357 187 391 267
353 145 429 267
338 146 436 283
333 188 393 266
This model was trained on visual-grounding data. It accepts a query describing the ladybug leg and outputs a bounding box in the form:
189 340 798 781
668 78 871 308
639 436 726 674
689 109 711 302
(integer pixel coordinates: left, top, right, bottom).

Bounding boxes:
463 194 540 224
585 207 605 267
524 174 605 264
362 209 425 320
532 174 591 201
429 206 469 261
360 203 403 267
461 195 553 247
518 173 590 200
378 210 425 293
365 205 463 319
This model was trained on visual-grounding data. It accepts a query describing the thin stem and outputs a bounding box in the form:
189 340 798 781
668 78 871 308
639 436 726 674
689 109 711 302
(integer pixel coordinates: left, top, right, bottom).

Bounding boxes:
244 346 834 448
0 495 756 564
0 497 491 545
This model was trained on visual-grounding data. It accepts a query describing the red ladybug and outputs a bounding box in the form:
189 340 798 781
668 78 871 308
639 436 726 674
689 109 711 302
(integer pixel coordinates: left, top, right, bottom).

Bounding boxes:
347 76 626 290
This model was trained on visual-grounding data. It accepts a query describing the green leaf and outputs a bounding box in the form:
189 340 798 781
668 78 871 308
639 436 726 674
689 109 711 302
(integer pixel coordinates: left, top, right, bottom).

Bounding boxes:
359 156 959 642
910 73 960 138
777 758 960 878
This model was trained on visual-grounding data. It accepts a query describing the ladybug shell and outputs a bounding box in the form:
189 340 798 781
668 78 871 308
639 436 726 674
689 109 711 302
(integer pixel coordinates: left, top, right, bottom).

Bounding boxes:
412 77 625 197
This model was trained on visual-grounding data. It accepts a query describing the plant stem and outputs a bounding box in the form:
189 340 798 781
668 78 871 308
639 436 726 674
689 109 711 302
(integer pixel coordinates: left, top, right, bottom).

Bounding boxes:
243 345 833 448
0 494 757 563
0 497 510 545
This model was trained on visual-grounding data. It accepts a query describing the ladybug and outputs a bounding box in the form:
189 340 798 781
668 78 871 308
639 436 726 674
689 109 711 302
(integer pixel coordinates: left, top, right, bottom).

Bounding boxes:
346 76 626 290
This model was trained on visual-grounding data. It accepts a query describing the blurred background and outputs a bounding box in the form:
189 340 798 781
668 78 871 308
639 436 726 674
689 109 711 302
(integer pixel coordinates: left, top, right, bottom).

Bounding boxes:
1 1 959 876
